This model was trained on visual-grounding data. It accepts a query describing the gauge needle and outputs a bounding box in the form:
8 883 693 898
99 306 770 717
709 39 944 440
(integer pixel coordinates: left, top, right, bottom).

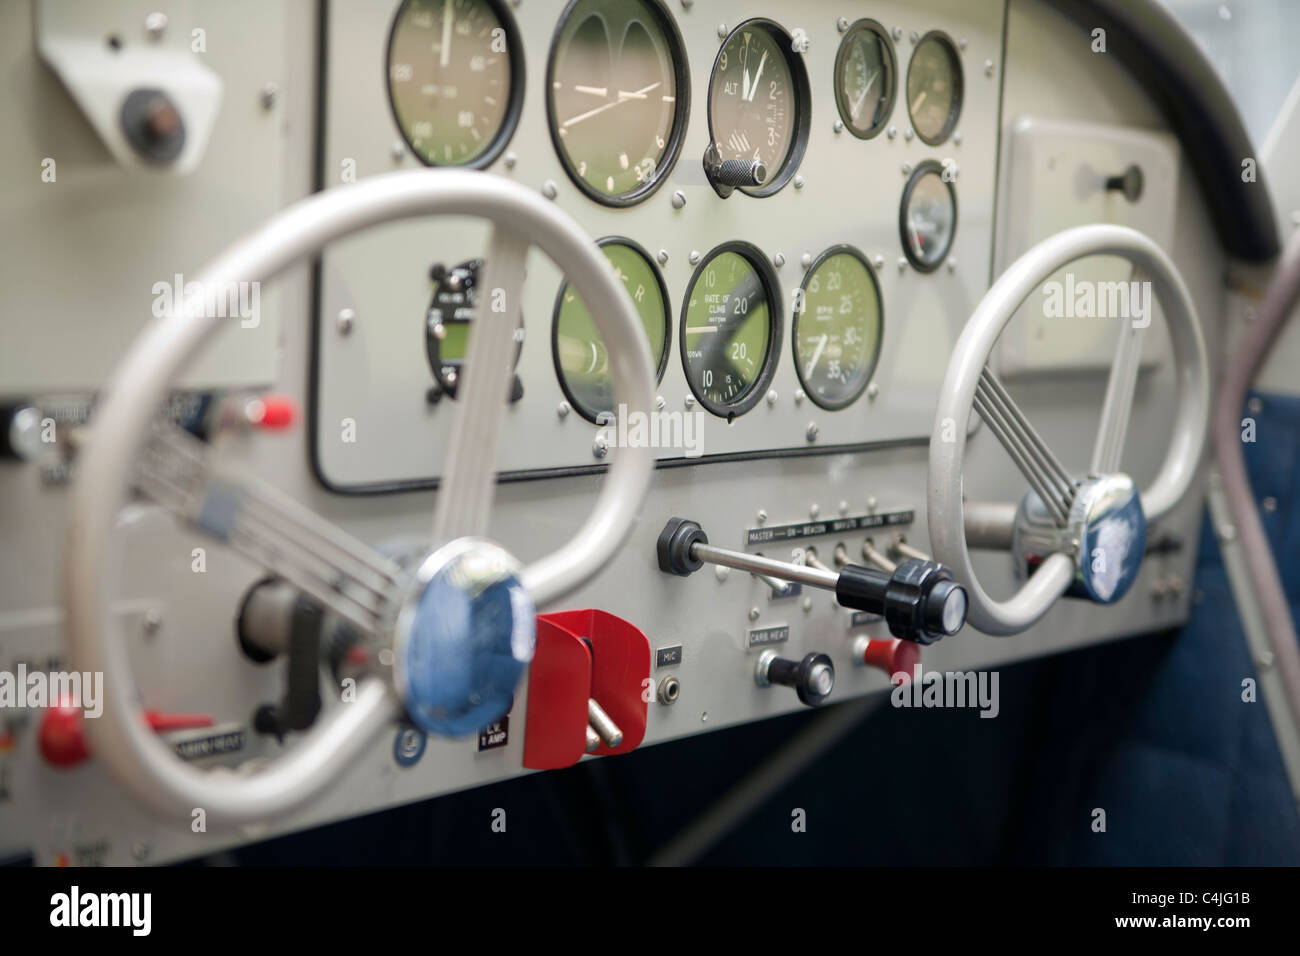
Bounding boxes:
562 82 661 128
745 50 768 102
851 71 878 121
909 219 925 255
439 0 452 68
911 89 927 113
806 334 828 376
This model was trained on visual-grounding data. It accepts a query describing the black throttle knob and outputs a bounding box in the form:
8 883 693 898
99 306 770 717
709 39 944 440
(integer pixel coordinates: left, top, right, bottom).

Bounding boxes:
836 559 967 645
756 651 835 707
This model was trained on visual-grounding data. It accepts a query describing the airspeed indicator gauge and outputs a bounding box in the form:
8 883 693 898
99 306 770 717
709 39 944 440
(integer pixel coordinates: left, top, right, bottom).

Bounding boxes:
387 0 524 168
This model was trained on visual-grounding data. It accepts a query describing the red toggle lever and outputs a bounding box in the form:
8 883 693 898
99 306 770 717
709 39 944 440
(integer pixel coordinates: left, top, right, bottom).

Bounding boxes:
854 636 921 683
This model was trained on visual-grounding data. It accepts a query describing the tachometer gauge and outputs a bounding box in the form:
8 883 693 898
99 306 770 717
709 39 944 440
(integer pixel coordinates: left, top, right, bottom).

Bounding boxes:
900 160 958 272
906 31 962 146
834 20 896 139
680 242 781 418
387 0 524 168
552 238 670 423
794 246 883 410
707 20 811 197
547 0 689 206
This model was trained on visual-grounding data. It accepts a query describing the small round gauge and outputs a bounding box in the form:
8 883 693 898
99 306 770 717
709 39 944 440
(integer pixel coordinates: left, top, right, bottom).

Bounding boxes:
906 31 963 146
707 20 811 197
793 246 884 410
680 242 782 417
547 0 690 206
387 0 524 168
834 20 896 139
900 160 958 272
552 238 671 423
425 259 524 400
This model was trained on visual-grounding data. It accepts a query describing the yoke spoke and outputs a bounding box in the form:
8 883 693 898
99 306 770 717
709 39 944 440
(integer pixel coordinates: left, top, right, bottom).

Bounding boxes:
975 367 1076 526
432 224 531 543
1090 268 1149 476
135 423 404 636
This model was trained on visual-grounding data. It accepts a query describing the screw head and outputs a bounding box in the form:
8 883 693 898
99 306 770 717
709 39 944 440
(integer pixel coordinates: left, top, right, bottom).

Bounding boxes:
766 389 778 406
794 389 805 405
685 395 696 409
557 401 570 418
806 422 819 443
144 12 167 40
749 606 761 622
887 126 898 140
910 30 920 44
953 131 963 146
793 175 806 189
143 609 162 634
657 248 669 265
336 308 355 335
904 128 915 142
833 119 844 134
541 180 558 200
892 26 903 41
672 190 687 209
688 250 701 265
873 255 885 270
757 509 768 523
801 252 812 270
261 84 279 110
837 16 850 32
503 151 518 169
774 252 786 268
839 501 849 515
984 59 995 77
810 503 820 518
717 22 729 40
592 435 609 459
655 395 666 411
867 382 880 400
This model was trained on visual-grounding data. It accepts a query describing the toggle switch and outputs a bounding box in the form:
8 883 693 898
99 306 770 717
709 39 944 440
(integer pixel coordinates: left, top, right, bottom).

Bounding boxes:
861 538 897 572
755 650 835 707
890 535 931 563
587 698 623 748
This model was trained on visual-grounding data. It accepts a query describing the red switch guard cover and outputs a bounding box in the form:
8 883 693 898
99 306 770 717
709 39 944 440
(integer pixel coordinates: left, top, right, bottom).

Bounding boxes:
523 610 651 770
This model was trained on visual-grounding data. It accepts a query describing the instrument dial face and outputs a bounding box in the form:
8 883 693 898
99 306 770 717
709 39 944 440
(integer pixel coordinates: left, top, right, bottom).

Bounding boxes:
552 239 670 424
906 31 963 146
680 243 781 418
707 20 810 196
900 161 958 272
794 247 884 410
834 20 896 139
547 0 689 206
387 0 523 168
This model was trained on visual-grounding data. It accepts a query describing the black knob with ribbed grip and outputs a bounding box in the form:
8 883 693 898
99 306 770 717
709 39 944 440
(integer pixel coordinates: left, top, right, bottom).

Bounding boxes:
836 559 967 645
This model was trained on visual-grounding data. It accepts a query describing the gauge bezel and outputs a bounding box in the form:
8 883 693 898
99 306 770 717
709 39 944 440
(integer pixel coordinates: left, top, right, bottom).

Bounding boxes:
385 0 527 170
706 19 812 198
899 159 959 274
545 0 691 208
905 30 963 147
792 244 884 411
833 19 897 141
551 236 672 424
679 240 783 419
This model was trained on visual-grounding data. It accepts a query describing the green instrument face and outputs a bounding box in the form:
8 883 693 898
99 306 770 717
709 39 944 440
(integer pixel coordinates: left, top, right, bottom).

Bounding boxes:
553 241 668 422
680 246 778 416
793 248 883 410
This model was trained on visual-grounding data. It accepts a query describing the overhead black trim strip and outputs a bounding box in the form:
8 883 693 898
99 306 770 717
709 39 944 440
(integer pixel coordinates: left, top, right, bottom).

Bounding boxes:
1043 0 1279 262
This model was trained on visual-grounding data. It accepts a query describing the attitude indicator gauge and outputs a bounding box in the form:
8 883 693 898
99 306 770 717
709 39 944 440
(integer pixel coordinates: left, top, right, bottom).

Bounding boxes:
680 242 781 418
547 0 689 206
834 20 896 140
793 246 884 410
387 0 524 168
705 20 811 197
900 160 958 272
